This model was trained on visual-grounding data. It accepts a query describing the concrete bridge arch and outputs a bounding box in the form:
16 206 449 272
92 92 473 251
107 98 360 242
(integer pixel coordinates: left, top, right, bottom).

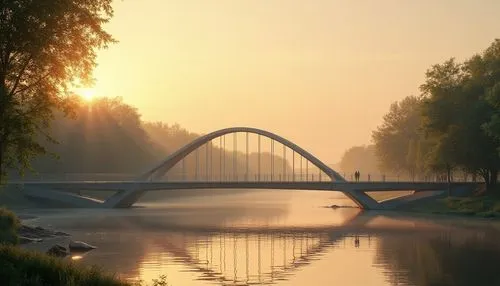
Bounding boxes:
139 127 346 182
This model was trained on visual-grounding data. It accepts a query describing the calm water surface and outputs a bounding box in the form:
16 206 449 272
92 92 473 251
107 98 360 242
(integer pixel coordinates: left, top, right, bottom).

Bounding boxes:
27 190 500 286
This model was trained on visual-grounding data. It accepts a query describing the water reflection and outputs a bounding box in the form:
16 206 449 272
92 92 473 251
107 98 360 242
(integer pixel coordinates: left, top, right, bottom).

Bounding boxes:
375 226 500 286
141 231 333 285
30 191 500 286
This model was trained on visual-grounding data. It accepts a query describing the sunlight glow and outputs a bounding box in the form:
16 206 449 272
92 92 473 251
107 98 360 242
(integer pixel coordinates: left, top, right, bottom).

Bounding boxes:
78 88 96 101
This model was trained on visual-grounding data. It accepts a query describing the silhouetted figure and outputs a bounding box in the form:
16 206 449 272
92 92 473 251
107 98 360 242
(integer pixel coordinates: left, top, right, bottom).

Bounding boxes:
354 235 360 248
354 171 358 182
368 174 371 182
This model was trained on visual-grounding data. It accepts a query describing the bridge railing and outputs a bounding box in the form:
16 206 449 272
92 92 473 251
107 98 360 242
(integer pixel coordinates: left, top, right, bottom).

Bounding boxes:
10 172 482 183
9 173 138 182
341 173 482 183
153 173 480 183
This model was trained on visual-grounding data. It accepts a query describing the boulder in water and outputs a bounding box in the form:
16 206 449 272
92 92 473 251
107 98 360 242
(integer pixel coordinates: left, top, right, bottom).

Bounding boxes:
47 245 69 257
69 240 97 252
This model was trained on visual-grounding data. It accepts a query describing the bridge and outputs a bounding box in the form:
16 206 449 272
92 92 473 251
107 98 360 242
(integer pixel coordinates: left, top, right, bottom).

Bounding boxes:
13 127 478 209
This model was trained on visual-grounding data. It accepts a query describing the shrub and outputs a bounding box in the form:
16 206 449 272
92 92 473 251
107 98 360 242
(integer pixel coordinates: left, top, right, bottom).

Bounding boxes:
0 208 20 245
0 245 128 286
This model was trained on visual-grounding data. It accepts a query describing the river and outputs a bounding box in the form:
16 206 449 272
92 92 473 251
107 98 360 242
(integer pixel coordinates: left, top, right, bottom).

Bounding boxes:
24 189 500 286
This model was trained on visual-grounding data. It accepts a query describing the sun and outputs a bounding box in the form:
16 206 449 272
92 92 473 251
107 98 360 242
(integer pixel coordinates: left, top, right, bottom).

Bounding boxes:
78 88 96 101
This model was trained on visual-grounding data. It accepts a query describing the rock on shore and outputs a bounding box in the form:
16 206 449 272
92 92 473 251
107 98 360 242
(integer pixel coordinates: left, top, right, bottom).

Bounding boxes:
18 224 97 257
18 225 70 243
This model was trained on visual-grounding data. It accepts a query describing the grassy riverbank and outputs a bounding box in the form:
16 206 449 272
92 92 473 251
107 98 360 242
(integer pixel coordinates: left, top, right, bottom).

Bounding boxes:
0 208 167 286
0 246 129 286
408 195 500 218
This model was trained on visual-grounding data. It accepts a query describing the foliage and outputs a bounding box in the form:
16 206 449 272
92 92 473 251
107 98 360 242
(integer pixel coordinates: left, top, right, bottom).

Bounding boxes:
484 75 500 153
0 0 115 182
143 122 199 155
0 245 172 286
372 39 500 189
27 97 163 175
149 275 168 286
0 245 127 286
372 96 425 179
14 101 288 181
443 196 500 216
420 40 500 189
0 208 19 245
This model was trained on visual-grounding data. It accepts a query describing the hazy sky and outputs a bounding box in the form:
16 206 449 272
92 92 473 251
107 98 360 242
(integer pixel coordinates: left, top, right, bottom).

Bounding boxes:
90 0 500 164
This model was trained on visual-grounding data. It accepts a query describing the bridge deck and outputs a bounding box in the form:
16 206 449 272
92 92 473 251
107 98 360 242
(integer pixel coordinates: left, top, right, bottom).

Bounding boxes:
12 181 475 192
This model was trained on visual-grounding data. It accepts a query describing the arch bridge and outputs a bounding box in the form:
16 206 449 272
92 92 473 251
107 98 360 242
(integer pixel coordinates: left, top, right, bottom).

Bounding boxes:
140 127 345 182
16 127 478 209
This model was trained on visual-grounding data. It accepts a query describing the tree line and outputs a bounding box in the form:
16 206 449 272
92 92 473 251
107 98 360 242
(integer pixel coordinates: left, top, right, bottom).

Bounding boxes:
362 39 500 190
9 96 290 181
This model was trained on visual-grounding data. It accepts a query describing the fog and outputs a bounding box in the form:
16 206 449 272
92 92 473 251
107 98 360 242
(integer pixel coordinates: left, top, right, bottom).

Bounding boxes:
88 0 500 163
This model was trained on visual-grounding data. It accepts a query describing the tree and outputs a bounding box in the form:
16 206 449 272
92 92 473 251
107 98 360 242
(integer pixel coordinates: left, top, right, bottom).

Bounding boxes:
372 96 424 178
20 98 171 178
460 49 500 188
420 59 464 184
421 41 500 190
0 0 115 182
405 139 419 181
484 82 500 143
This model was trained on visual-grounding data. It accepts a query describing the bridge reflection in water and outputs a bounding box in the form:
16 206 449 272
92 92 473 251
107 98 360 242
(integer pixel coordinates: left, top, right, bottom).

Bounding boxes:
123 211 382 285
146 231 343 285
53 204 499 286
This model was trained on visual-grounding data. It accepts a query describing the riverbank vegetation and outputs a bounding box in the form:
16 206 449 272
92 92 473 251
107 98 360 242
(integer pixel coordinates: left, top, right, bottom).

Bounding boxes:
0 246 129 286
375 40 500 190
0 208 122 285
0 208 168 286
0 208 19 245
0 245 171 286
407 192 500 218
339 39 500 192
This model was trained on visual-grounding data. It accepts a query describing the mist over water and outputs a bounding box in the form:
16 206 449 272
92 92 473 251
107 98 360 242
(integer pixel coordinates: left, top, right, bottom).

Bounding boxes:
26 190 500 286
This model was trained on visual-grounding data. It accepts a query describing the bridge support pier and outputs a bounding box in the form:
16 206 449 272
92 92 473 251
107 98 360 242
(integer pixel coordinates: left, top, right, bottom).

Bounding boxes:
342 188 447 210
102 187 148 208
342 189 381 210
